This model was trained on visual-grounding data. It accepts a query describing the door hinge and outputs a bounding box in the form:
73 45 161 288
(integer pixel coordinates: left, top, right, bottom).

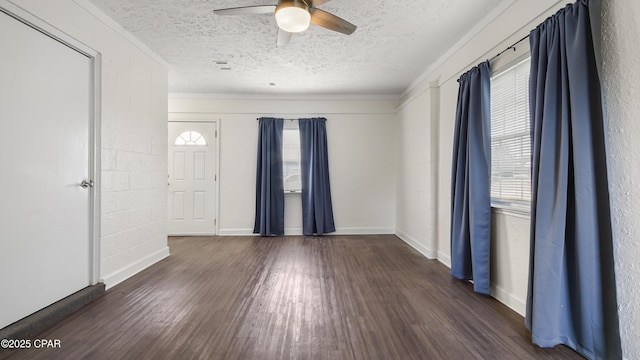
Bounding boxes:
215 130 218 138
215 175 217 181
214 219 217 226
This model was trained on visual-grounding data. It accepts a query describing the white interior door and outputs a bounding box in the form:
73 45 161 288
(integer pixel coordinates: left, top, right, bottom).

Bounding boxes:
168 122 217 235
0 11 92 328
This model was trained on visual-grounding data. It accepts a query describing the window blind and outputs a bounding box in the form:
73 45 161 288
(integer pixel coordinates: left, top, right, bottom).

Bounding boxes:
490 57 531 209
282 120 302 192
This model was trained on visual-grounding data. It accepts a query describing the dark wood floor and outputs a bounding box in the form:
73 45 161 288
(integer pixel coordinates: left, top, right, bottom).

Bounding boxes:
1 235 581 360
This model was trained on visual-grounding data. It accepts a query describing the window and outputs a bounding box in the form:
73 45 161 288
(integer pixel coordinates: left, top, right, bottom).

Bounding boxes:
282 120 301 192
175 131 207 146
490 57 531 210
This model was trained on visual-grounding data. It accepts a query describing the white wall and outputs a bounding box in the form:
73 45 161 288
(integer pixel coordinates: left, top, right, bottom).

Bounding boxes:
602 0 640 357
397 0 640 356
169 97 397 236
12 0 637 354
6 0 170 289
398 0 568 314
396 88 439 259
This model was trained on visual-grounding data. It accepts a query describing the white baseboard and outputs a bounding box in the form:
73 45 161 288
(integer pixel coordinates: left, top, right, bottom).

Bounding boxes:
395 230 437 259
168 232 216 236
433 249 526 317
490 284 526 316
218 227 395 236
217 228 255 236
335 227 395 235
437 251 451 268
102 246 170 290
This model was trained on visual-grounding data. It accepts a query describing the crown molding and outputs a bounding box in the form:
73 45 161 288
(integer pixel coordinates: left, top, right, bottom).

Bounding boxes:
73 0 171 70
401 0 516 98
168 92 402 101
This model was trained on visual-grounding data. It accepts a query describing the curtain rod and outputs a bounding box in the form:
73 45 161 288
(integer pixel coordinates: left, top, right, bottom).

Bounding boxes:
488 33 530 63
255 118 324 121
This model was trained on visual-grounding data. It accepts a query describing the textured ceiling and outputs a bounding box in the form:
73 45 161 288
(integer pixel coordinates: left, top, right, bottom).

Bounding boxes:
88 0 506 96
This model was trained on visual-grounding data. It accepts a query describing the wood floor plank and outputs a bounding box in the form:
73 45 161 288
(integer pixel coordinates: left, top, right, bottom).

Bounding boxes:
0 235 582 360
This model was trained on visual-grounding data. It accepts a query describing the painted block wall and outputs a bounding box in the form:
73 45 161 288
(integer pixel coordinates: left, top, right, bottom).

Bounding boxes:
398 0 568 314
8 0 170 289
602 0 640 357
398 0 640 356
168 98 397 236
396 88 438 259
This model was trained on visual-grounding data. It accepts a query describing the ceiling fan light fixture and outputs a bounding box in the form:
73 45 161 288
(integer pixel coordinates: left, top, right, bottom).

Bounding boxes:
275 0 311 33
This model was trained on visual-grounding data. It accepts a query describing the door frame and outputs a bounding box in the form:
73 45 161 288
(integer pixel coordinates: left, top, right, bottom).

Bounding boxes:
1 1 102 284
168 119 220 235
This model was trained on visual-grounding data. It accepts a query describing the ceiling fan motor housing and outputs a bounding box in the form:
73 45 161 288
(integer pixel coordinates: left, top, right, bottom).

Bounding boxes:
213 0 356 39
275 0 312 33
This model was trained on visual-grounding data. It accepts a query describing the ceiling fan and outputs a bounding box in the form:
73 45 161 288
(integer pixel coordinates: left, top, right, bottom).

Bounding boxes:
213 0 357 46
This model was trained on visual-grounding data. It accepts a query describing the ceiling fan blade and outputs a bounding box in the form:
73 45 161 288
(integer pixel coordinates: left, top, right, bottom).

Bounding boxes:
213 5 276 16
311 0 332 6
310 8 356 35
277 29 292 47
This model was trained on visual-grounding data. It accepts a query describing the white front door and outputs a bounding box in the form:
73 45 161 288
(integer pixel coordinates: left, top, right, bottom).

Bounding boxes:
168 122 217 235
0 11 93 328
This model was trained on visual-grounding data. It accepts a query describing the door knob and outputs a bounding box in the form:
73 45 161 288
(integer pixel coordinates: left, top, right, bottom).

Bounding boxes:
80 179 94 188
